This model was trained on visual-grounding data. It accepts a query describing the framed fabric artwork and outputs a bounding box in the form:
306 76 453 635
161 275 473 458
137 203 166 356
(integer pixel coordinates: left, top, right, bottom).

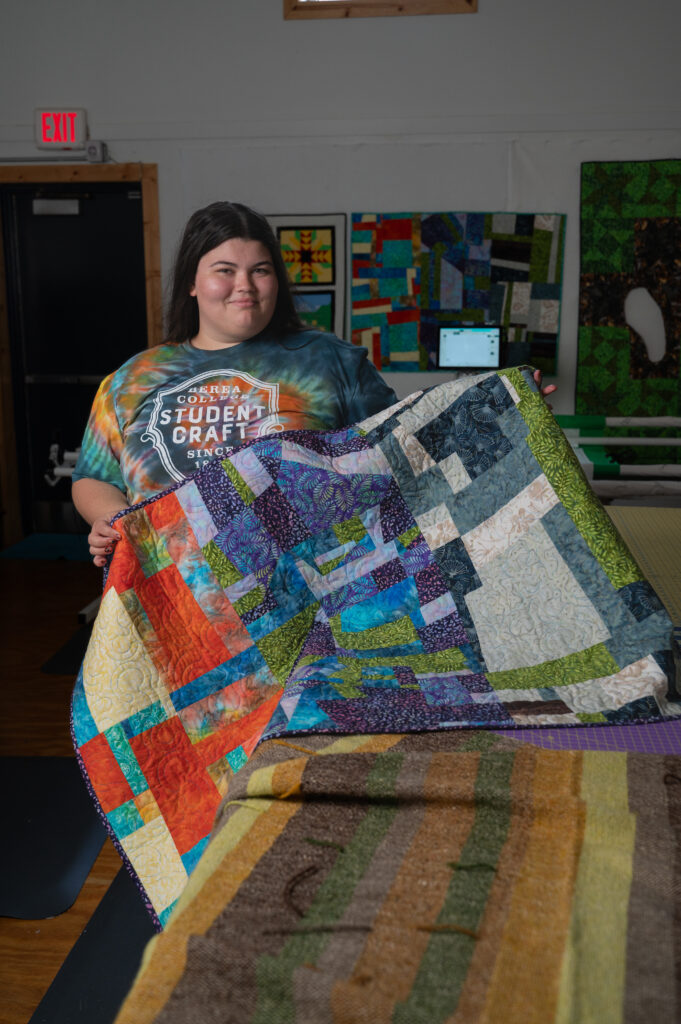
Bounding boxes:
292 290 335 333
351 212 566 374
578 159 681 417
268 214 346 338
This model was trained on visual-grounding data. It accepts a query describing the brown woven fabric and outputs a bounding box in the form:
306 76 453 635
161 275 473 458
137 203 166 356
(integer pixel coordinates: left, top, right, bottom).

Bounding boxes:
115 732 681 1024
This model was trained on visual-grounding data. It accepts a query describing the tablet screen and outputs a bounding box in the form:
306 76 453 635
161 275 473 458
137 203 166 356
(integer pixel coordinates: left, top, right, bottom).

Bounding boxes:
438 325 501 369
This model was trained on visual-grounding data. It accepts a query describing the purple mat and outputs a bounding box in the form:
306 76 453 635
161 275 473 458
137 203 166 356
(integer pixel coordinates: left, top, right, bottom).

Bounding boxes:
493 718 681 754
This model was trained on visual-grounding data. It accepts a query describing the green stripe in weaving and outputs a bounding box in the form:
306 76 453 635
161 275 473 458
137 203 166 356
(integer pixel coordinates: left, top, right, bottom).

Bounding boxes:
556 753 635 1024
502 367 642 589
394 752 515 1023
251 751 404 1024
486 642 620 691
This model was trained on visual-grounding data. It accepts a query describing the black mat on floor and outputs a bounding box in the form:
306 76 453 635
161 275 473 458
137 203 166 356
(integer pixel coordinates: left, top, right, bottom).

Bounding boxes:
0 532 91 561
41 624 92 675
0 757 106 919
29 866 156 1024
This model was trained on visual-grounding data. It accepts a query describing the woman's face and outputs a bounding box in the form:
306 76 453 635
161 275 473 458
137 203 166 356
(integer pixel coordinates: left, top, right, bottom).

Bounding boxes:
190 237 279 348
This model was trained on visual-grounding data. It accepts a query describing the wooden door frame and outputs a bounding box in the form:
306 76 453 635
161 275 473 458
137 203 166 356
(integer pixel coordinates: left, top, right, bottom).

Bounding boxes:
0 162 161 546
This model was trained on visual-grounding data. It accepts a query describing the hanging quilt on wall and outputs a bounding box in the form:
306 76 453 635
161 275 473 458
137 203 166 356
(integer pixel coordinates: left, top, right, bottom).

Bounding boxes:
351 212 566 375
578 159 681 418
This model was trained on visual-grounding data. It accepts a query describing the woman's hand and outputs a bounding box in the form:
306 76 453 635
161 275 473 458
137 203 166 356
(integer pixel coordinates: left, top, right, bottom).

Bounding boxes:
72 477 128 566
533 369 557 407
87 517 121 568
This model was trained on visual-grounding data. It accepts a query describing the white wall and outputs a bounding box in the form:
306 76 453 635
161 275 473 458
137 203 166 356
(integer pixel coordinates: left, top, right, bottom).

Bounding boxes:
2 0 680 412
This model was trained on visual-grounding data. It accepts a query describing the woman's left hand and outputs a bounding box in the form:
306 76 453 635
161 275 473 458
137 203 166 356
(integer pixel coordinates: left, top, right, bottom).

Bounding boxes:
533 369 557 407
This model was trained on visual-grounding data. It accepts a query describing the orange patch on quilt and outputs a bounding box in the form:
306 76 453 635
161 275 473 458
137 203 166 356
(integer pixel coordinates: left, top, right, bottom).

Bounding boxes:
146 491 183 534
129 718 219 855
104 526 146 597
199 593 252 657
178 673 281 743
192 690 283 767
145 497 252 658
79 733 134 813
136 564 229 690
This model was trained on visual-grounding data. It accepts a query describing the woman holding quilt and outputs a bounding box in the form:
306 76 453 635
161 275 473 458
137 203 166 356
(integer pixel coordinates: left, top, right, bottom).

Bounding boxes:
72 201 555 566
72 202 398 565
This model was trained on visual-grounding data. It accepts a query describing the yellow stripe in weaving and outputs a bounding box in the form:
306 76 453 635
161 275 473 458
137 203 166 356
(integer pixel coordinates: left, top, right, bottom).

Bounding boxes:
555 752 636 1024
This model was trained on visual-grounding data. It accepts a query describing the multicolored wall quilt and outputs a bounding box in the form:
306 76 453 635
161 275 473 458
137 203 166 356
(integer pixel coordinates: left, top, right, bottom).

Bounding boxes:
578 159 681 417
351 212 566 375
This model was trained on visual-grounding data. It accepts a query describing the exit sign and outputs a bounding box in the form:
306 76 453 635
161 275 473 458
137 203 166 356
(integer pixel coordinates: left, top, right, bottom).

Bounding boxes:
35 108 87 149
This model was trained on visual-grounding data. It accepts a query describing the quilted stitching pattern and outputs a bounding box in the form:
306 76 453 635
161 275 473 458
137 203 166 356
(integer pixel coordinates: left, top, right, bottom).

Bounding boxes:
72 368 679 925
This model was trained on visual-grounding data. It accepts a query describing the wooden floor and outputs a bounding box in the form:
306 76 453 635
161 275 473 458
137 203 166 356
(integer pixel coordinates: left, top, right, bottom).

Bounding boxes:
0 557 122 1024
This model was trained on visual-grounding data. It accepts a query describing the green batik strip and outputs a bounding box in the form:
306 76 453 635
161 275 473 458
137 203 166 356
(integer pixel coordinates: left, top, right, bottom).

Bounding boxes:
487 642 620 691
329 613 419 651
502 367 642 589
233 585 265 617
394 752 515 1023
332 515 366 544
221 458 256 505
202 539 242 587
251 752 404 1024
318 554 346 576
256 602 320 684
398 524 421 548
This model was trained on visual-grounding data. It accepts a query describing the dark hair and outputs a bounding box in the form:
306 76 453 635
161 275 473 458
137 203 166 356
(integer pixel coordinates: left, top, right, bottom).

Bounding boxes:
165 201 303 342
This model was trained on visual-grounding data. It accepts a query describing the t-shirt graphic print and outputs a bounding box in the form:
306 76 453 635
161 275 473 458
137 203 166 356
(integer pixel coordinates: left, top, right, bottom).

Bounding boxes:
73 331 397 504
141 369 284 483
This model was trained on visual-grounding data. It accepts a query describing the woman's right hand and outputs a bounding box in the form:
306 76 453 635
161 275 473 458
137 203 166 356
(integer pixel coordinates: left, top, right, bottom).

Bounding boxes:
72 477 129 566
88 518 121 568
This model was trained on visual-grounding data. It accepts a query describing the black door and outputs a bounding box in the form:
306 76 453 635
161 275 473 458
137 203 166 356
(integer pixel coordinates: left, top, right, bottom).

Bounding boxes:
1 181 149 533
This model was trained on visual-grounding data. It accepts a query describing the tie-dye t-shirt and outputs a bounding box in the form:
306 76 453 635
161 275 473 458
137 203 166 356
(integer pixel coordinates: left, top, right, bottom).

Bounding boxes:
73 330 397 505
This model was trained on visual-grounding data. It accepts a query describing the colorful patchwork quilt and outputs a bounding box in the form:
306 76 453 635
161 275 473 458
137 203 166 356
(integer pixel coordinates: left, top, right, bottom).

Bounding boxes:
72 368 679 928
